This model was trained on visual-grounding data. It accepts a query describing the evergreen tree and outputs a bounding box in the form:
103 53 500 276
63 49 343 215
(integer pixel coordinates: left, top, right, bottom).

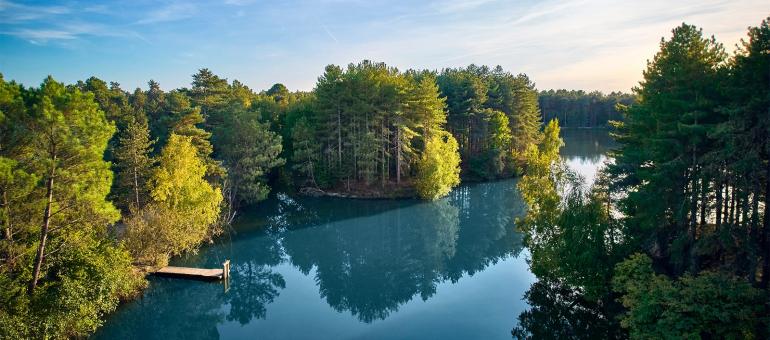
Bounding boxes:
720 17 770 288
25 77 121 293
113 114 154 212
0 76 142 338
214 108 284 205
436 65 544 177
507 74 542 159
145 80 165 121
190 68 229 118
266 83 289 105
291 116 319 186
609 23 727 275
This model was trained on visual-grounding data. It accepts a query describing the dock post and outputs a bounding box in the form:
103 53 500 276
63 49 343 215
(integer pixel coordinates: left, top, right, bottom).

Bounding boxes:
222 260 230 280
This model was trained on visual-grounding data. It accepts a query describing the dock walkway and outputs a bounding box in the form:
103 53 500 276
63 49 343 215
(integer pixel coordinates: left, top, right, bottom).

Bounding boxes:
153 260 231 281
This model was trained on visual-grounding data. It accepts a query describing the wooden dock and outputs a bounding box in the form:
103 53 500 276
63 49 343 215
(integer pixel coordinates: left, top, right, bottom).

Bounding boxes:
154 260 231 281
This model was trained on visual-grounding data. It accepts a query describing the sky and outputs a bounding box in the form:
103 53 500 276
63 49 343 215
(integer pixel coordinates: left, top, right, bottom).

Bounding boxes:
0 0 767 93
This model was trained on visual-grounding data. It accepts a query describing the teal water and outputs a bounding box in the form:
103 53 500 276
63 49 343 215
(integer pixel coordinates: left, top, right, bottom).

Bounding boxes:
93 129 611 340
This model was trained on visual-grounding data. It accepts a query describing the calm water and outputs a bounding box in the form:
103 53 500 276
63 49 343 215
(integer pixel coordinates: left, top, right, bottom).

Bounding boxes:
93 129 613 340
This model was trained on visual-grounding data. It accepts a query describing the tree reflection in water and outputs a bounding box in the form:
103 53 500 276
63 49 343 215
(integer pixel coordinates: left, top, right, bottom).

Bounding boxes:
511 279 624 339
94 179 528 338
278 179 525 323
511 128 625 339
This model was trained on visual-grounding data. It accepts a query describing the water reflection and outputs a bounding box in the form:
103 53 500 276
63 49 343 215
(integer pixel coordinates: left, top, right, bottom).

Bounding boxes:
559 128 616 163
282 198 462 322
512 128 622 339
511 279 624 339
94 179 527 339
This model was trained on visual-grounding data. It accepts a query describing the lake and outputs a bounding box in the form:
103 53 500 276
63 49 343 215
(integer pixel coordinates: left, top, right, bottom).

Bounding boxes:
93 128 613 340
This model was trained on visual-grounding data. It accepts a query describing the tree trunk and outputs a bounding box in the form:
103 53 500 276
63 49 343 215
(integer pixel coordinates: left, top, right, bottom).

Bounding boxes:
750 183 760 232
337 106 342 168
29 161 55 295
729 184 736 225
396 128 401 184
688 173 699 273
716 172 723 230
740 188 749 229
2 189 10 241
699 178 707 226
760 161 770 290
309 161 316 186
133 164 140 209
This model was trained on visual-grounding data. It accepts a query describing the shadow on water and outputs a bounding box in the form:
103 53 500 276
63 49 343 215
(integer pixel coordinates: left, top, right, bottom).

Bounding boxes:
93 179 527 339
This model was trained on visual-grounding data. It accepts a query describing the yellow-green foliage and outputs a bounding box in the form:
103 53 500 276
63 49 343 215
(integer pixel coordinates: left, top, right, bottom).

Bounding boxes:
124 134 222 265
517 119 564 227
538 119 563 160
415 132 461 200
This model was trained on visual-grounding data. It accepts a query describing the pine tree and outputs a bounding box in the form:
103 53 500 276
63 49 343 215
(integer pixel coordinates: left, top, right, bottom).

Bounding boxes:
215 108 284 205
720 17 770 287
26 77 121 293
609 23 727 275
507 74 542 159
291 117 319 186
113 114 155 211
191 68 229 118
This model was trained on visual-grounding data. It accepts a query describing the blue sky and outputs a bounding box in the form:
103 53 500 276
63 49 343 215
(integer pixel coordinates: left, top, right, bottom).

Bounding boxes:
0 0 767 93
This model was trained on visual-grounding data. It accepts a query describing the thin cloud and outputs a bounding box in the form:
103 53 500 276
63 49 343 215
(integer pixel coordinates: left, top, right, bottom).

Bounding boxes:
2 29 77 42
434 0 500 14
623 0 728 26
135 2 197 24
508 0 586 26
224 0 257 5
0 0 70 23
1 22 146 44
0 0 767 92
83 4 111 14
322 24 339 43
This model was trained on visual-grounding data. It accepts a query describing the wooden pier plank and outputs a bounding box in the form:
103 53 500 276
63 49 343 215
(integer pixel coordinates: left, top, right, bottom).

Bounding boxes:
154 266 224 280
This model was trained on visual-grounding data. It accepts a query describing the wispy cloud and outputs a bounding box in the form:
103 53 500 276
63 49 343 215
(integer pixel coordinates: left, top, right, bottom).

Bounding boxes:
2 29 76 43
135 2 197 24
508 0 586 26
0 0 70 23
224 0 257 6
623 0 729 26
83 4 111 14
433 0 500 14
0 0 767 92
322 24 338 43
1 20 146 44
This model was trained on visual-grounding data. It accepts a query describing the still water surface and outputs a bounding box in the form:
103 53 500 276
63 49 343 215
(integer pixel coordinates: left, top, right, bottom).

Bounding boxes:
93 129 613 340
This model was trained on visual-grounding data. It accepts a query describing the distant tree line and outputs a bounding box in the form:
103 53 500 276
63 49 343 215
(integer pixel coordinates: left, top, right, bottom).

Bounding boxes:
539 89 635 127
513 17 770 339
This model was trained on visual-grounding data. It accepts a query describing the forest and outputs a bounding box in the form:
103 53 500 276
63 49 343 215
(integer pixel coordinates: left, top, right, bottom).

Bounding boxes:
0 60 546 338
513 17 770 338
2 10 768 339
539 89 635 128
